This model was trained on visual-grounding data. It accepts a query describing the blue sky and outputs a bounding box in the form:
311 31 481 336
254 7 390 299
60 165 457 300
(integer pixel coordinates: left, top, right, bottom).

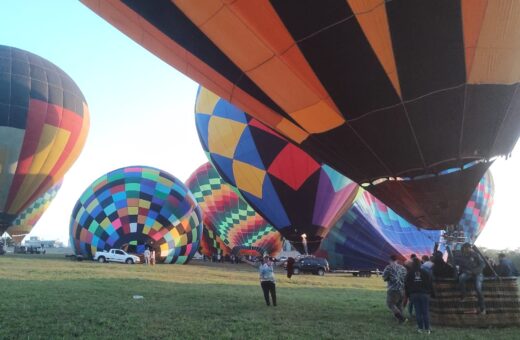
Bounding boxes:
0 1 518 249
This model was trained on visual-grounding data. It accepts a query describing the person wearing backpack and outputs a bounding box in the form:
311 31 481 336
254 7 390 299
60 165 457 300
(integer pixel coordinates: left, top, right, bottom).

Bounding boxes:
405 257 434 334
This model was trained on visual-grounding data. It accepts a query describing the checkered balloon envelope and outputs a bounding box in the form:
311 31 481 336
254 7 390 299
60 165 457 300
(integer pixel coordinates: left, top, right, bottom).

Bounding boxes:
70 166 202 264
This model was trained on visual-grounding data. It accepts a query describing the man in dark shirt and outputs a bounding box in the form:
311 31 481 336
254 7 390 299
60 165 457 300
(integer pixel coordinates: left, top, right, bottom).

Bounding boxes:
405 258 434 333
497 253 519 277
431 251 455 278
456 243 486 314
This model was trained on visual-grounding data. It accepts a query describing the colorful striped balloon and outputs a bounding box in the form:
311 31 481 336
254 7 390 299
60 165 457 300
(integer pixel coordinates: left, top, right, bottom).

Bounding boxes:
0 45 89 233
316 189 442 270
317 170 493 270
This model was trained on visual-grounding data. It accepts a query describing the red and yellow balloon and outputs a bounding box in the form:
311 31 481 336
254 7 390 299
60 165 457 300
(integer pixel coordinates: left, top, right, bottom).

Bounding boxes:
0 45 89 232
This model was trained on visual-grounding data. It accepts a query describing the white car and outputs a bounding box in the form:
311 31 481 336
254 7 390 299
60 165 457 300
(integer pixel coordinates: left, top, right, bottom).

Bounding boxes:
93 249 140 264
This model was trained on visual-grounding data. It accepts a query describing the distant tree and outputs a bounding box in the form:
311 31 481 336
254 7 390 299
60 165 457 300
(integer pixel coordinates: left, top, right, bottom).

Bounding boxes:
480 247 520 273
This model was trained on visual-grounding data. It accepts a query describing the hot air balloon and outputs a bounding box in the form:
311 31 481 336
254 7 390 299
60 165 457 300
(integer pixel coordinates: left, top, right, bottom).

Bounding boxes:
454 170 494 243
70 166 202 264
7 181 62 244
199 223 231 258
82 0 520 230
317 170 493 270
186 162 282 257
316 189 443 271
195 87 359 254
0 45 89 232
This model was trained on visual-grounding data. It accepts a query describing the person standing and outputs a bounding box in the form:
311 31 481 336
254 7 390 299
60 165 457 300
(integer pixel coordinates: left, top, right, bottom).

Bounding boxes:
286 257 295 279
144 247 151 265
456 243 486 314
431 251 455 278
497 253 519 277
383 255 408 323
405 257 434 334
404 254 418 318
150 249 156 266
259 256 277 306
421 255 434 276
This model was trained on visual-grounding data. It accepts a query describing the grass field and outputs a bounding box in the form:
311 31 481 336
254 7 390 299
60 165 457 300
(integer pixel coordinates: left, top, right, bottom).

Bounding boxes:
0 255 518 339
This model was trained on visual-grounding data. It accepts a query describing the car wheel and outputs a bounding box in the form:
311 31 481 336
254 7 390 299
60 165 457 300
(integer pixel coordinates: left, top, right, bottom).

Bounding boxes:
125 258 134 264
98 256 106 263
317 268 325 276
293 268 300 275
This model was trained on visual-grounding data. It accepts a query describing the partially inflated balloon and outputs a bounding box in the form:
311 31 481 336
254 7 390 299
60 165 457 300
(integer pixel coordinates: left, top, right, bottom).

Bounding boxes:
83 1 520 229
7 181 62 244
316 189 442 270
70 166 202 264
195 87 358 253
186 162 282 257
0 45 89 232
317 170 494 269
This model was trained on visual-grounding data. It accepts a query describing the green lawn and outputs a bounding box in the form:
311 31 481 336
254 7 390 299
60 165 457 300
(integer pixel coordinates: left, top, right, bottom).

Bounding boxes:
0 255 518 339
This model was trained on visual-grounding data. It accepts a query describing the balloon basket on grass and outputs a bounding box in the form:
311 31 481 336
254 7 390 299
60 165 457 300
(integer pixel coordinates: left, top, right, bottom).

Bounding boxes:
430 278 520 327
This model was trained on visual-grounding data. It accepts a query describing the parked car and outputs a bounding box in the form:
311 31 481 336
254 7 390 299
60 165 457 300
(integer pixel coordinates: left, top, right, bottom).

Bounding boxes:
13 246 43 254
93 249 140 264
292 256 329 276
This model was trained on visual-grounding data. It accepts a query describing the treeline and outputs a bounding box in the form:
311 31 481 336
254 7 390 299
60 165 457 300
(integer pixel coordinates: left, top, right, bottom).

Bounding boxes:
480 247 520 271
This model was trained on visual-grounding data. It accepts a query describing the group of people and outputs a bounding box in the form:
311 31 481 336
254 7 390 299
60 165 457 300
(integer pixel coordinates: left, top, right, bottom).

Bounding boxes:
383 255 430 331
202 253 240 263
143 247 156 265
251 244 518 320
382 243 518 334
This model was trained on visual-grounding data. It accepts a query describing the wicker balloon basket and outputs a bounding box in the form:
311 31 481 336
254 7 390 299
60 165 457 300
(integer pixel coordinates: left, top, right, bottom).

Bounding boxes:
430 277 520 327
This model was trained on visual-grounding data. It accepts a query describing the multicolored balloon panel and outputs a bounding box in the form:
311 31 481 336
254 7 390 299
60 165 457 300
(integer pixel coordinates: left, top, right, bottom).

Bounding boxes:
83 1 520 230
186 162 282 257
456 170 494 243
195 87 358 253
70 166 202 264
199 223 231 258
316 189 443 270
317 170 494 270
7 181 62 244
0 45 90 232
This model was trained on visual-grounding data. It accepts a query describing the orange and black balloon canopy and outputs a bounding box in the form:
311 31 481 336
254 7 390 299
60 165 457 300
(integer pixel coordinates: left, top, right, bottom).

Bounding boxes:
81 0 520 229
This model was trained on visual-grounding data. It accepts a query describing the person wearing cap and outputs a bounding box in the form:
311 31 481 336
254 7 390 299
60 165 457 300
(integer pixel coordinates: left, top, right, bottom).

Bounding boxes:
259 255 277 306
456 243 486 314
